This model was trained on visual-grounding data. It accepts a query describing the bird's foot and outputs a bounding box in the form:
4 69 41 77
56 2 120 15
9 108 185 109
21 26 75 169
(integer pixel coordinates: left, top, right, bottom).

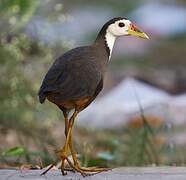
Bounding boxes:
78 166 112 172
72 158 112 176
57 150 111 176
73 164 112 176
56 149 73 175
40 164 75 176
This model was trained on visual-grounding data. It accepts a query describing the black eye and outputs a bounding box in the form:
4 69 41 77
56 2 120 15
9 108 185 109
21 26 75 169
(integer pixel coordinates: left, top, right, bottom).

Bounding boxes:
118 22 125 27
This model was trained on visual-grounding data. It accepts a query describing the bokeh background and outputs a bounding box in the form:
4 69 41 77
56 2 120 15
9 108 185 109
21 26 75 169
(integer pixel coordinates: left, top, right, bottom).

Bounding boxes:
0 0 186 169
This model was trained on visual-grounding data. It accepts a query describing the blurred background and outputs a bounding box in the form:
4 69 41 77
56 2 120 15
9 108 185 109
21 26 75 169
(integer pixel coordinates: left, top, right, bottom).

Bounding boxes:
0 0 186 169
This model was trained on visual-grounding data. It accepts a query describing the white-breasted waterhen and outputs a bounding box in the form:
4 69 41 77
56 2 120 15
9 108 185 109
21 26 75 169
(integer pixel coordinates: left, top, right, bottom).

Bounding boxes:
38 17 149 176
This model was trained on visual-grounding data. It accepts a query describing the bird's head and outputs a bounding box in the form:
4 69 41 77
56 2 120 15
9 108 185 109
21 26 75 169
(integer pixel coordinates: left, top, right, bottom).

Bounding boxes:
106 17 149 39
95 17 149 60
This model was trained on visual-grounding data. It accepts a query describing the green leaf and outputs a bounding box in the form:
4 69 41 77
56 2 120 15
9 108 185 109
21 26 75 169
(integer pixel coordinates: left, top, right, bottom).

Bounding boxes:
1 146 26 157
97 152 115 161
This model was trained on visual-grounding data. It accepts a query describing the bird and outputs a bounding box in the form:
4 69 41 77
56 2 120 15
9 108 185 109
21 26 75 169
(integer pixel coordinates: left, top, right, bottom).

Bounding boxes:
38 17 149 176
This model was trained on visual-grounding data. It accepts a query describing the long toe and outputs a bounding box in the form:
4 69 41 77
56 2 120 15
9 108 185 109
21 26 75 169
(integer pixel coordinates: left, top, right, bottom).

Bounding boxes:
78 167 112 172
72 164 112 176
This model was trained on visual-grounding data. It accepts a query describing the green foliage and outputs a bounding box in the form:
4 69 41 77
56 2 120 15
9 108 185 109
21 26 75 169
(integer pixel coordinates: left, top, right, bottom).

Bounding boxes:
77 119 165 168
0 0 67 127
0 0 67 166
122 124 159 166
1 147 25 157
0 0 39 33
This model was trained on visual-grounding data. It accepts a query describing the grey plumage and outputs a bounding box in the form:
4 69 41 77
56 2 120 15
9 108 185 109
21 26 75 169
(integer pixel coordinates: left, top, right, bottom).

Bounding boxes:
39 45 106 104
38 17 124 109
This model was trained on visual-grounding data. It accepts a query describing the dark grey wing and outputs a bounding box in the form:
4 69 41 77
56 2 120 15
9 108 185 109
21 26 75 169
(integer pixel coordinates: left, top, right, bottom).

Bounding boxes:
38 54 66 103
38 46 102 103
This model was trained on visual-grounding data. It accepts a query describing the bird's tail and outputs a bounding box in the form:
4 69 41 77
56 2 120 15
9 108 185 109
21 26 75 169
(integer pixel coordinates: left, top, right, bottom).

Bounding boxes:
38 90 46 104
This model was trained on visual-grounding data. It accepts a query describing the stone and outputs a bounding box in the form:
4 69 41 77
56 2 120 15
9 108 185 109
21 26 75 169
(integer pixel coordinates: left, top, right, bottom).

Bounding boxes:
1 167 186 180
77 78 186 129
77 78 170 129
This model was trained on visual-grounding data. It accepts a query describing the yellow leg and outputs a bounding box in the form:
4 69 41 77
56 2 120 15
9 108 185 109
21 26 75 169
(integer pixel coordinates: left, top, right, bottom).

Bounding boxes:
59 109 112 176
63 110 77 167
40 110 74 176
57 110 78 175
67 116 112 175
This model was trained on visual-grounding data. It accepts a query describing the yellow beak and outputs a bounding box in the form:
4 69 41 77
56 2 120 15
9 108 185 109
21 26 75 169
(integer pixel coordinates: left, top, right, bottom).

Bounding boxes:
128 23 149 39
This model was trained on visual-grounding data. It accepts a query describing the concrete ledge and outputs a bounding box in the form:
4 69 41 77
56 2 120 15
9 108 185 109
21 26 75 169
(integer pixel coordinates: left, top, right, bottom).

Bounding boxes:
1 167 186 180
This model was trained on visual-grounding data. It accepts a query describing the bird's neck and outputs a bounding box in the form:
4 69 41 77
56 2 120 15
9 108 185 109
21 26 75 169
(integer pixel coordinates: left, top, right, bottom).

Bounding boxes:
105 32 116 59
95 30 116 61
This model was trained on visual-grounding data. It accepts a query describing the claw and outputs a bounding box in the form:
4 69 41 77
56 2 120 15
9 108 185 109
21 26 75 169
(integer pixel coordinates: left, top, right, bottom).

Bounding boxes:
41 164 55 176
61 170 67 176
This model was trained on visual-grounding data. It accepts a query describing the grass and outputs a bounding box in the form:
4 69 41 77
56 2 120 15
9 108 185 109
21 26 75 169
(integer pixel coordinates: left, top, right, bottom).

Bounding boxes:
1 114 186 169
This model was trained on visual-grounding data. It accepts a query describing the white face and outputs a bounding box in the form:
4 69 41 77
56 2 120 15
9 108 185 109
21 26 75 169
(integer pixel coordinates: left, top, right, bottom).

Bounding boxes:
107 19 131 37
